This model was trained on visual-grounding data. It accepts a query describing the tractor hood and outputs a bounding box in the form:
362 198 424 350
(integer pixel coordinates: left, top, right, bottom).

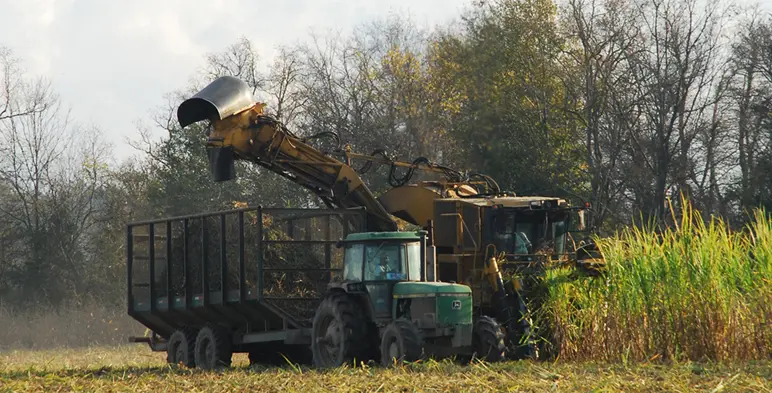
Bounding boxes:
393 282 473 326
392 282 471 297
177 75 257 128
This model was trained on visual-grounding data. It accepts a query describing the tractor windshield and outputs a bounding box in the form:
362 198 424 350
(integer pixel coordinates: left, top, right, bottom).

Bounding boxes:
349 241 421 281
343 240 421 281
490 209 569 255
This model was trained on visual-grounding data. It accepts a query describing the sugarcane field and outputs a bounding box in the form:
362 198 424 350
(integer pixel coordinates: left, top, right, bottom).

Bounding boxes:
0 0 770 392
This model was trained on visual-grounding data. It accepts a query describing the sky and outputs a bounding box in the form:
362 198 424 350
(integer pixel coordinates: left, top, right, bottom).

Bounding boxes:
0 0 469 162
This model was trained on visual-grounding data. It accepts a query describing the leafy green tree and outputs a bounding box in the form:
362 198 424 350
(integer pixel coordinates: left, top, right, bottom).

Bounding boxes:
426 0 586 196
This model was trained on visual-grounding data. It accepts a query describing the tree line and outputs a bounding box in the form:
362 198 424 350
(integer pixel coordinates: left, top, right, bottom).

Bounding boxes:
2 0 772 308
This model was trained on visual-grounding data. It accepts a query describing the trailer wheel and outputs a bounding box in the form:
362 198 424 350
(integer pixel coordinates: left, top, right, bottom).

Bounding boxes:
311 291 370 368
380 319 424 366
167 327 197 367
473 316 506 362
194 325 232 370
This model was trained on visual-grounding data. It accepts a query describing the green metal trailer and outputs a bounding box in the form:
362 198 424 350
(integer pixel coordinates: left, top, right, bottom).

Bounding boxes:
127 206 369 367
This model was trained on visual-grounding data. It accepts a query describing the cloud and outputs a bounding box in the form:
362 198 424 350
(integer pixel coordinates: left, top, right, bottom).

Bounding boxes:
0 0 467 161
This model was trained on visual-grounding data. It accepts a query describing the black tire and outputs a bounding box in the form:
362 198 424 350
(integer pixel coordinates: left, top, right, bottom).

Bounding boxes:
473 316 506 362
311 291 371 368
380 319 424 366
503 280 537 360
166 327 197 367
194 325 233 370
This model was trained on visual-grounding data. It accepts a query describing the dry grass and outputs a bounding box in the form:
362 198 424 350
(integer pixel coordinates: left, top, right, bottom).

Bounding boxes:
0 346 769 392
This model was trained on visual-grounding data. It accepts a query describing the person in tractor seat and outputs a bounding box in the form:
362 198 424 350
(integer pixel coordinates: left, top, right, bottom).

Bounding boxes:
378 254 394 277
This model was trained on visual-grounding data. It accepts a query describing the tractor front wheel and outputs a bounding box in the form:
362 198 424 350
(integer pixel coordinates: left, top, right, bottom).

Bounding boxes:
311 291 371 368
380 319 424 366
473 316 506 362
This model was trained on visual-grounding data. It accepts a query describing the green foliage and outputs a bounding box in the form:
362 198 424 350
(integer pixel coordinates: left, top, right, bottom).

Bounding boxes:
539 199 772 361
144 122 240 216
140 109 314 218
426 0 586 195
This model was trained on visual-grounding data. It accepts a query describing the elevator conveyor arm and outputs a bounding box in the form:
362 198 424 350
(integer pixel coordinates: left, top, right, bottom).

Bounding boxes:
176 76 398 232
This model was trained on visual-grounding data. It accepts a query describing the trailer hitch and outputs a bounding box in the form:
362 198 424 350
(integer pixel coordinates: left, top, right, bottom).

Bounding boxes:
128 331 168 352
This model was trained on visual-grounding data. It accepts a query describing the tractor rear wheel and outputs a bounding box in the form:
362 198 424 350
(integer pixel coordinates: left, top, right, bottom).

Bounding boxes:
380 318 424 366
167 327 198 367
311 291 371 368
473 316 506 362
194 325 232 370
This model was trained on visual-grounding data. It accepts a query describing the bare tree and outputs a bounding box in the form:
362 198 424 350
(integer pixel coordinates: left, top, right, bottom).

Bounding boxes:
561 0 643 229
621 0 731 224
0 47 49 122
290 17 457 194
0 65 71 304
0 47 115 306
0 79 70 234
260 46 307 127
724 8 772 216
197 36 264 95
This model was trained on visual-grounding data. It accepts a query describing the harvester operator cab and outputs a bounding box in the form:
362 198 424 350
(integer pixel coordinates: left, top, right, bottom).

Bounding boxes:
486 205 570 258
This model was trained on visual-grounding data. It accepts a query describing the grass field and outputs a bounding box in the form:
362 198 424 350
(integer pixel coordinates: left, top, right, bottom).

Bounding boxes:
0 345 770 392
0 201 769 392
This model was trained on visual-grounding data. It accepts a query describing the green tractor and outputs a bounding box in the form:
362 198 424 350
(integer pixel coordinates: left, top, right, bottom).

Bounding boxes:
311 230 506 367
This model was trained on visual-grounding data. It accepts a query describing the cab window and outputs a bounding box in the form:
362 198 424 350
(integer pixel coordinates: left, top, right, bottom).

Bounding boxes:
405 242 421 281
343 243 364 281
364 242 407 281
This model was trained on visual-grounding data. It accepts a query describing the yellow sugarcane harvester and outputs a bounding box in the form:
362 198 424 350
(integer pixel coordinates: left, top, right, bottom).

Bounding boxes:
176 76 604 360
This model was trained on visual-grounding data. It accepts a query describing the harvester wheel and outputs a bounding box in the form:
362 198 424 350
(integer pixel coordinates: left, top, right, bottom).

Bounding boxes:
473 316 506 362
503 280 537 360
380 318 424 366
166 327 198 367
311 291 371 368
194 325 232 370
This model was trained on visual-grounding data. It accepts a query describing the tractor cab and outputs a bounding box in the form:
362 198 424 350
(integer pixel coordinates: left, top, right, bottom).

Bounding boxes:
312 230 475 367
338 231 427 319
341 232 423 282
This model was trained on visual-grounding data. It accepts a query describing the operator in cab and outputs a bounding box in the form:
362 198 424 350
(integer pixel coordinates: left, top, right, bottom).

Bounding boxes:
378 255 393 275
